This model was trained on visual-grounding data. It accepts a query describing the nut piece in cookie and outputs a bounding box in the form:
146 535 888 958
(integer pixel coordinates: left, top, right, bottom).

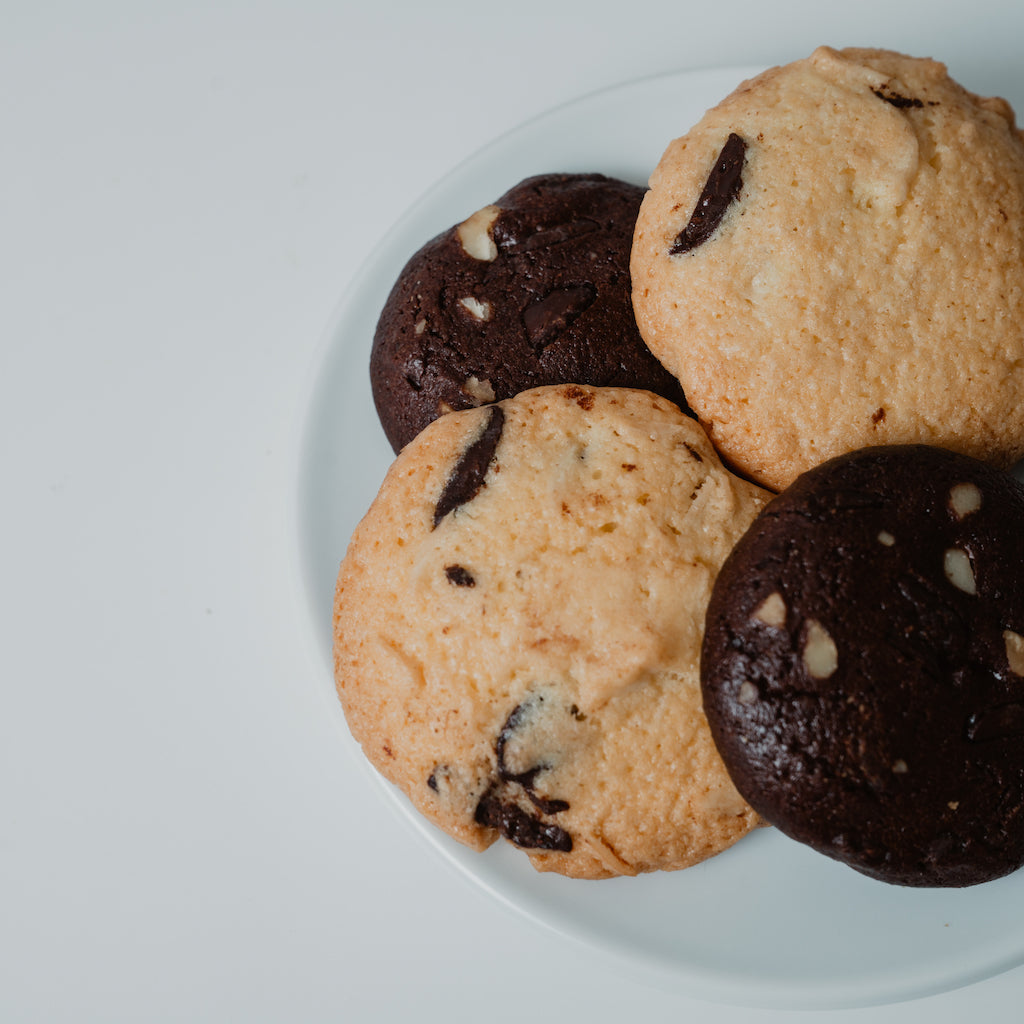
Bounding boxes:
334 384 769 878
371 173 687 452
632 46 1024 490
701 444 1024 887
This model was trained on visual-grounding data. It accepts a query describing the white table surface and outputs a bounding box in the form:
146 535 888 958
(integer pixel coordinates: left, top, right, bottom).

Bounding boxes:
6 2 1024 1021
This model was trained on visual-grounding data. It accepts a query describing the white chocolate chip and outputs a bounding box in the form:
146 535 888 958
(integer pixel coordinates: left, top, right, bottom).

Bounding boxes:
943 548 976 594
461 376 495 405
948 801 960 811
738 681 759 704
414 318 427 335
458 296 491 321
456 204 500 261
877 530 895 546
752 591 787 627
892 759 909 774
949 482 983 519
1004 630 1024 676
803 619 838 679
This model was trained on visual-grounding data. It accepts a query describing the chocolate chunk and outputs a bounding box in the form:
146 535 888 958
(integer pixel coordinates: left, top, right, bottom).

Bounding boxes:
495 701 571 812
496 700 530 753
474 789 573 851
873 89 925 109
498 217 600 253
433 406 504 528
523 284 597 349
670 133 747 255
473 696 573 851
525 791 570 816
495 699 544 788
444 565 476 587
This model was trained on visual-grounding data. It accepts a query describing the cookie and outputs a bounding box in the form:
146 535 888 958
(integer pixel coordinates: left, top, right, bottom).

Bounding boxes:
371 173 687 452
631 46 1024 491
700 445 1024 887
334 384 769 878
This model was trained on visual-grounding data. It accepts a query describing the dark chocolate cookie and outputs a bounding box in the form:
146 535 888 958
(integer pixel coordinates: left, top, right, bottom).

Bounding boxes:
700 445 1024 887
371 173 687 451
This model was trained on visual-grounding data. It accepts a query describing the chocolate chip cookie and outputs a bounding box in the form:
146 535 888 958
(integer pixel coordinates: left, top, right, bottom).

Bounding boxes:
334 384 768 878
632 47 1024 491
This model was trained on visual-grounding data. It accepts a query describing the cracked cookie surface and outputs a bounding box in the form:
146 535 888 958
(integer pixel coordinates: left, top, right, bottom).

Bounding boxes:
631 46 1024 491
334 384 768 877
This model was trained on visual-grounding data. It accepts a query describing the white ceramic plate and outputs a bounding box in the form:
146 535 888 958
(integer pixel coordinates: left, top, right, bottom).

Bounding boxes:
295 67 1024 1010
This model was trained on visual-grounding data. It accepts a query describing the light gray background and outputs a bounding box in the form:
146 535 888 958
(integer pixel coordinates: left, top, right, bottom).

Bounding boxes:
5 2 1024 1021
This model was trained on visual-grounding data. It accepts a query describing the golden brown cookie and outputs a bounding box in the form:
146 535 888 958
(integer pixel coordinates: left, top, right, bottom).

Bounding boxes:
631 46 1024 491
334 384 769 878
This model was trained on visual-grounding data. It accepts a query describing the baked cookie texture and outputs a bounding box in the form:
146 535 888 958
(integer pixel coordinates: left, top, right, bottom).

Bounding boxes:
701 445 1024 887
631 46 1024 492
371 173 687 453
334 384 769 878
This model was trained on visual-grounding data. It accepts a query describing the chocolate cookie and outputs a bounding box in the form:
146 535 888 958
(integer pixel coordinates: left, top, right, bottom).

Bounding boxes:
334 384 769 878
632 47 1024 490
371 173 686 452
700 445 1024 887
